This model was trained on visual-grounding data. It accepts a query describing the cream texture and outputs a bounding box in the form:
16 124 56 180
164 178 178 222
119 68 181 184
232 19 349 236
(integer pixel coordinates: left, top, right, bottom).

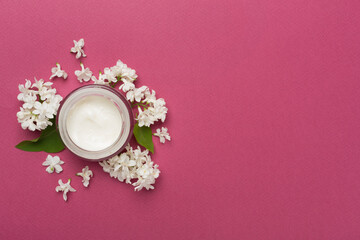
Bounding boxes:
66 95 123 151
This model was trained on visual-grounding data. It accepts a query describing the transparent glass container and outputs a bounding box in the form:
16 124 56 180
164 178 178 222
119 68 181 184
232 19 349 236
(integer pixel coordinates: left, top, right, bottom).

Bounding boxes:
57 85 134 161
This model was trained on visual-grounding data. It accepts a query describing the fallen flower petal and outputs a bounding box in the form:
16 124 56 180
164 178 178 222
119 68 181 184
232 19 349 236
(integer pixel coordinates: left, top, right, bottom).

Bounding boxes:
76 166 93 187
55 179 76 201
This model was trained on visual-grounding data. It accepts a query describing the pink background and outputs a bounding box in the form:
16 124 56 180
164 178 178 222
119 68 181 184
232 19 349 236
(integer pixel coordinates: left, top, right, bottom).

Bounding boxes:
1 0 360 239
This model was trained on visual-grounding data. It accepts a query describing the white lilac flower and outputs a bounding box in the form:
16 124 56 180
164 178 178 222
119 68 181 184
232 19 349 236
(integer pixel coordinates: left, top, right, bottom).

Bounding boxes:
132 146 148 165
99 144 160 191
21 94 37 109
75 63 92 82
119 80 135 92
112 59 138 82
91 70 116 86
126 86 148 102
17 78 63 131
76 166 93 187
154 127 171 143
70 38 86 59
133 161 160 191
90 59 137 89
46 95 63 115
102 68 117 83
42 155 64 173
49 63 68 80
113 153 136 183
128 86 168 127
87 60 168 127
152 99 168 122
126 90 135 102
143 89 156 103
55 179 76 201
136 107 155 127
33 102 54 119
91 75 106 85
17 108 37 131
17 79 33 101
33 78 54 98
32 78 57 102
135 86 148 101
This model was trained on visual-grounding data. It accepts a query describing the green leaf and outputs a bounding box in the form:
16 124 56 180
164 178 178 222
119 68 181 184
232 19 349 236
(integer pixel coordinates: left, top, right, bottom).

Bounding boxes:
133 123 154 153
15 118 65 153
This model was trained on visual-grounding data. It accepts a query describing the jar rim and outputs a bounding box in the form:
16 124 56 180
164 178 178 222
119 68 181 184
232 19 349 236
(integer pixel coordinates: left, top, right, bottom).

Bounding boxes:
57 84 134 161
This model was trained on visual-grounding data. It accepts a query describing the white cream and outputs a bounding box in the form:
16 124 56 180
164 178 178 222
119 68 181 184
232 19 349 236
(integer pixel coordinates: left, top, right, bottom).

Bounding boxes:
66 95 123 151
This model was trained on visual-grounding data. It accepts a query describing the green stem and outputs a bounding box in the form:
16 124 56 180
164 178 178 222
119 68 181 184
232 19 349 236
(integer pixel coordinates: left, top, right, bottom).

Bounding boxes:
131 102 150 108
109 76 123 88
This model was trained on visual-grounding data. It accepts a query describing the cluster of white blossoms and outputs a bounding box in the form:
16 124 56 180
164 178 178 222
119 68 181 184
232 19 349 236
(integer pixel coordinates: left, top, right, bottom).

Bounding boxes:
99 144 160 191
17 38 170 198
91 59 168 127
133 88 168 127
17 78 63 131
93 59 170 191
90 59 137 87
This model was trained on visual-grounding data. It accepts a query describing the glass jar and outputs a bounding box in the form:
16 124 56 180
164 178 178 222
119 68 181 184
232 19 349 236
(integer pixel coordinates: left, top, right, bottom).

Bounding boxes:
57 85 134 161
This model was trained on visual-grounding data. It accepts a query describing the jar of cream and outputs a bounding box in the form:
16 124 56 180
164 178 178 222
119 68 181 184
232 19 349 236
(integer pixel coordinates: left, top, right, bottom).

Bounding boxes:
57 85 134 161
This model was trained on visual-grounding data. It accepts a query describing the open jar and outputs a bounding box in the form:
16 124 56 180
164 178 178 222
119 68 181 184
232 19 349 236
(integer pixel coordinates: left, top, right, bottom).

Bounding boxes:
57 85 134 161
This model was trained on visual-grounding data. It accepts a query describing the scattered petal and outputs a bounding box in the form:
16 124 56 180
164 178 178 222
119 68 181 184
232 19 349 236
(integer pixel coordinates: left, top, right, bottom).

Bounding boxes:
55 179 76 201
70 38 86 59
49 63 68 80
76 166 93 187
153 127 171 143
75 63 92 82
42 155 64 173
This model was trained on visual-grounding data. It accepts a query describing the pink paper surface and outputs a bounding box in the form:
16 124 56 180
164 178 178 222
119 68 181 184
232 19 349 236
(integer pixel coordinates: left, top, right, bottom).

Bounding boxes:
1 0 360 239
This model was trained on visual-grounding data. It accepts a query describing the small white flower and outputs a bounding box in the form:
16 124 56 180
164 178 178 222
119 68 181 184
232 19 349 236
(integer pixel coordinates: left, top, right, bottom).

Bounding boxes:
102 68 117 83
70 38 86 59
49 63 68 80
32 77 53 89
143 89 156 103
113 153 136 183
99 144 160 191
21 94 37 109
126 86 148 102
91 75 107 85
75 63 92 82
119 80 135 92
126 90 135 102
55 179 76 201
133 162 160 191
112 59 138 82
152 99 168 122
33 79 56 101
136 107 156 127
99 160 111 173
17 108 37 131
33 102 54 119
154 127 171 143
76 166 93 187
17 79 33 101
42 155 64 173
133 177 155 191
